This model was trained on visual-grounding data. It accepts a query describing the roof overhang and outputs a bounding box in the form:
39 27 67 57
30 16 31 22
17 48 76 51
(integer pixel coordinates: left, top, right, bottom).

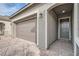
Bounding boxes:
10 3 34 19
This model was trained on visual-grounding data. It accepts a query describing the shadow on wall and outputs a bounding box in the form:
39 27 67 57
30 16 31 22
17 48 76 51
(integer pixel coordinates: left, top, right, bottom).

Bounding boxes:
31 26 35 33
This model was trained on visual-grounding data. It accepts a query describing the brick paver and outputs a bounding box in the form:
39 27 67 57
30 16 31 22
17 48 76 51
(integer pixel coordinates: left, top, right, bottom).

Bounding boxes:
0 36 40 56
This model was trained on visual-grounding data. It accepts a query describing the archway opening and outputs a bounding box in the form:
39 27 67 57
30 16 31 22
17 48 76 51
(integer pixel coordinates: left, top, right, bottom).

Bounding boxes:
47 3 74 56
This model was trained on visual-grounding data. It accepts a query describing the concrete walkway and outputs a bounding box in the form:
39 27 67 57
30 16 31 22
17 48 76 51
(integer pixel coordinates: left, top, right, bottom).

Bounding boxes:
40 39 74 56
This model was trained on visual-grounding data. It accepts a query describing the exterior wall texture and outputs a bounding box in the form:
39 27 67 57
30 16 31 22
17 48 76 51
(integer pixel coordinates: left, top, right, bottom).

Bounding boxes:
11 3 76 50
0 20 11 36
47 11 57 47
11 4 46 22
73 4 79 56
78 4 79 37
0 3 78 55
37 3 55 49
11 3 55 49
37 10 46 49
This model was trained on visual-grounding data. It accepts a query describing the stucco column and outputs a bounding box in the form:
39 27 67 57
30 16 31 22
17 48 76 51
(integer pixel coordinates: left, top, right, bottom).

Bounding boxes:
37 10 47 49
74 3 79 56
11 22 16 38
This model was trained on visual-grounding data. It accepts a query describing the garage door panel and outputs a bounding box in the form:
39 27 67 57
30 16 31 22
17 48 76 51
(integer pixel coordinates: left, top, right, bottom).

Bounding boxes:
16 18 36 43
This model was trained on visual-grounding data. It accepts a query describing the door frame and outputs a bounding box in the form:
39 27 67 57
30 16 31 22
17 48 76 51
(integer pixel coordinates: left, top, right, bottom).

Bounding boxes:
58 17 71 40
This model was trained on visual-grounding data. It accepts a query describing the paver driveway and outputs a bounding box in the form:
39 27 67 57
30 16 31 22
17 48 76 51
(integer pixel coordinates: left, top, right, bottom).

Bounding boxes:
0 36 74 56
0 36 40 56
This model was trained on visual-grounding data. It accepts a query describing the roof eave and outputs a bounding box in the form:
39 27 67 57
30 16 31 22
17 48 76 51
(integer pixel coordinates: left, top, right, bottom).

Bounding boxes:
9 3 34 19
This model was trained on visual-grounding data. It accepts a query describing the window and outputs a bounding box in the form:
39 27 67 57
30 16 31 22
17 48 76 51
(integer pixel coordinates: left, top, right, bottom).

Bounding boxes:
0 23 5 35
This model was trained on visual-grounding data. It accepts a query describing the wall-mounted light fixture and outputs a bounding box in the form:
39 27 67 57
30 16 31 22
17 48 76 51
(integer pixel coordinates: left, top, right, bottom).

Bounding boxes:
39 13 43 18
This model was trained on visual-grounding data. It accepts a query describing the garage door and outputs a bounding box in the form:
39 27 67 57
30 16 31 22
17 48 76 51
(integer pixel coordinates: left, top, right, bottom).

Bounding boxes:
16 18 36 43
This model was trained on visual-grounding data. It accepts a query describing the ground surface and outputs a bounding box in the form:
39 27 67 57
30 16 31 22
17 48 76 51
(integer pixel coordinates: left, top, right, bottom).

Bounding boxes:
40 39 74 56
0 36 40 56
0 36 74 56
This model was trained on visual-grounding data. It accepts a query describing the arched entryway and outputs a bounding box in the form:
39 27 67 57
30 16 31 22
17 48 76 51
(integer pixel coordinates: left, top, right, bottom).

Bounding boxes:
41 3 74 56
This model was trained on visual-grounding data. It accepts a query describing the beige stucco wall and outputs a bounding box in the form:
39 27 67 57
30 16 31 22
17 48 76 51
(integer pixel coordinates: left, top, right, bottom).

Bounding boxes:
11 3 55 22
11 4 46 22
47 11 57 47
0 20 11 36
37 10 46 49
11 3 61 49
11 3 55 49
11 3 73 49
78 4 79 37
73 4 79 56
11 22 16 37
37 3 56 49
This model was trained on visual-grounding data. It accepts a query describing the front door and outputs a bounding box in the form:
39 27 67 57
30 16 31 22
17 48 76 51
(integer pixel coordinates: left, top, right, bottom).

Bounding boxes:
58 17 71 40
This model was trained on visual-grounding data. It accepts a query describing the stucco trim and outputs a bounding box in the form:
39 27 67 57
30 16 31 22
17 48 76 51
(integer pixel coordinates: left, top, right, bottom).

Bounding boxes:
47 3 66 12
37 11 39 46
45 10 48 49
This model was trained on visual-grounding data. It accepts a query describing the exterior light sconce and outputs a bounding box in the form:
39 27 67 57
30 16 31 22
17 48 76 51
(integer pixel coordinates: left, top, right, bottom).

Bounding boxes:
39 13 43 18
